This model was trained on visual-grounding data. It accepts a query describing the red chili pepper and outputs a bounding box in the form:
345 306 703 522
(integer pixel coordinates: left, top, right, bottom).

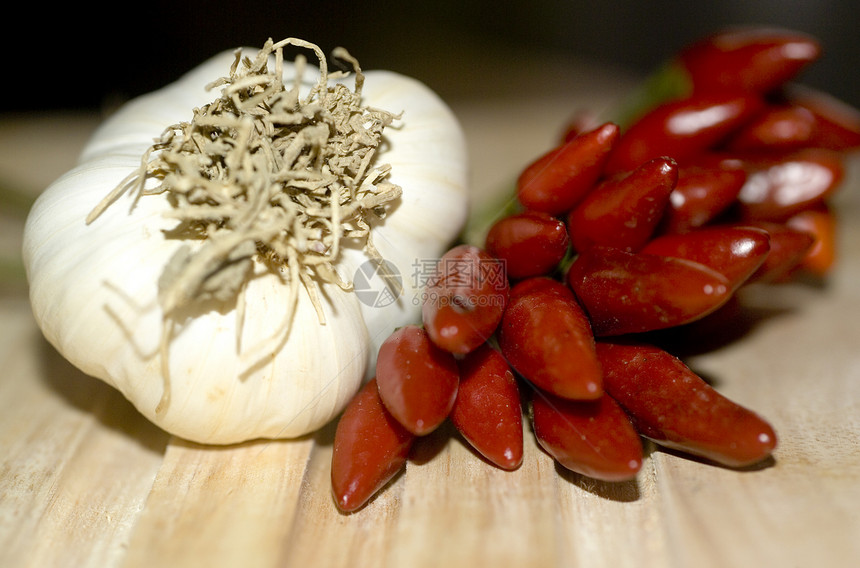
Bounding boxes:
451 344 524 471
421 244 509 355
485 210 569 280
640 225 771 290
723 104 817 152
736 148 844 221
786 86 860 150
659 160 747 233
531 391 643 482
498 277 602 400
605 92 764 174
331 378 415 513
676 27 821 95
596 341 778 468
567 157 678 252
375 325 459 436
786 205 837 277
566 246 733 336
517 122 619 215
742 220 816 282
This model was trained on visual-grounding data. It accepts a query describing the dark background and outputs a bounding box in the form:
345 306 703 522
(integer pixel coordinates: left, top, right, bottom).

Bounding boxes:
5 1 859 112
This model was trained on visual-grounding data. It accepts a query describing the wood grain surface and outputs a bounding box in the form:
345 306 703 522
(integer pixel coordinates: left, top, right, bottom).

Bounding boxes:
1 48 859 568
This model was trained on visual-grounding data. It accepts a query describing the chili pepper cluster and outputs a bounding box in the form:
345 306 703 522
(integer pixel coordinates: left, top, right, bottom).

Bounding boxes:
330 27 860 512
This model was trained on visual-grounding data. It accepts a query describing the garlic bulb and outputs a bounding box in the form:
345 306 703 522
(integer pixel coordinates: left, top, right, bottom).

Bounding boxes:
22 39 469 444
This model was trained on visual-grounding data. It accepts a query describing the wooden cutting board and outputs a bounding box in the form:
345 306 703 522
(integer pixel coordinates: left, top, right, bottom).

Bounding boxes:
2 49 859 568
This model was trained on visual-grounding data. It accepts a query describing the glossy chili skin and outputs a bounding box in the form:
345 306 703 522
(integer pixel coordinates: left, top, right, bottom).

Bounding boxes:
567 156 678 252
743 220 816 282
676 27 821 95
376 325 459 436
517 122 619 215
331 378 415 513
786 205 836 277
596 341 778 468
660 161 747 233
532 391 643 482
485 210 569 280
640 225 771 289
735 148 844 222
498 277 602 400
451 344 524 471
566 246 733 336
723 104 817 152
787 86 860 150
605 92 764 174
422 244 509 355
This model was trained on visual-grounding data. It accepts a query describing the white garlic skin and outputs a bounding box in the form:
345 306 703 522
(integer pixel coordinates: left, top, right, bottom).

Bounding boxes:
22 49 469 444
